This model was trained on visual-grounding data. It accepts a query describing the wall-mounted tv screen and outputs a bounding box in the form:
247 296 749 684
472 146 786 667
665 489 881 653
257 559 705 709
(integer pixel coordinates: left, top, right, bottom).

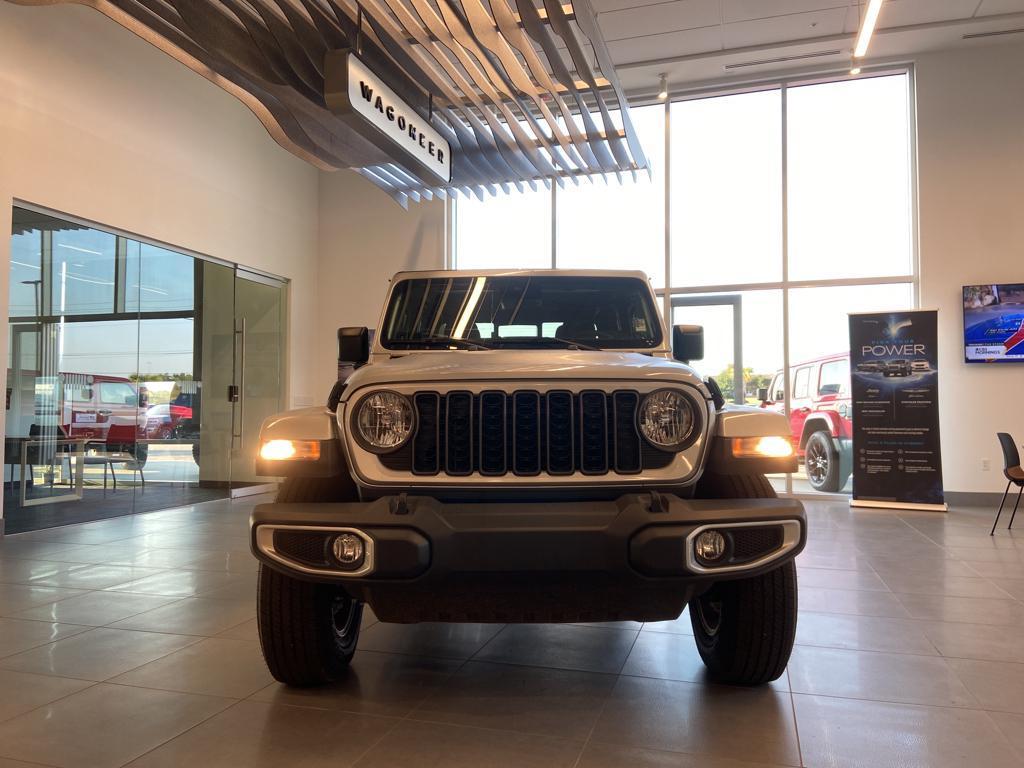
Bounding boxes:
963 284 1024 363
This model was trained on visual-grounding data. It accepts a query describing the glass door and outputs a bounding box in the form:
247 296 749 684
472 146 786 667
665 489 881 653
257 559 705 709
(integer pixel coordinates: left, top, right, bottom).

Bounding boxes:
229 270 285 495
672 295 745 405
184 264 286 497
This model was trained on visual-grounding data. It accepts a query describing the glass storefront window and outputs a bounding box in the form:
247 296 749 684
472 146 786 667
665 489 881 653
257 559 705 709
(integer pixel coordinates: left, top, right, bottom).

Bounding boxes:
50 227 117 315
4 207 286 532
454 186 552 270
9 227 42 318
557 105 667 286
126 242 196 312
787 74 913 281
670 89 783 287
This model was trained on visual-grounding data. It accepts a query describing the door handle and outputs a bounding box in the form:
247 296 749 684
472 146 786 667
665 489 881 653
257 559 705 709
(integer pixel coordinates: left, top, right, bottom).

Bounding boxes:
231 318 246 448
97 409 112 416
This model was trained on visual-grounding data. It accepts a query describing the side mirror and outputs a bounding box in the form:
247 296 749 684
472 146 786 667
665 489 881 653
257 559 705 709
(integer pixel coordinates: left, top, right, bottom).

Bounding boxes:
672 325 703 363
757 387 769 403
338 327 370 368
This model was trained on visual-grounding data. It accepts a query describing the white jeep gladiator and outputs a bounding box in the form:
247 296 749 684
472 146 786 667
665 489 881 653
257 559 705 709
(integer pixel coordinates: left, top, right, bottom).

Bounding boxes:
250 270 805 686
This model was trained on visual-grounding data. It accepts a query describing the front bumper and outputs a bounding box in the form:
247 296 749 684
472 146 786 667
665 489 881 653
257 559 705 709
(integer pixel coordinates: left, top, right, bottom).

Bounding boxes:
250 493 806 623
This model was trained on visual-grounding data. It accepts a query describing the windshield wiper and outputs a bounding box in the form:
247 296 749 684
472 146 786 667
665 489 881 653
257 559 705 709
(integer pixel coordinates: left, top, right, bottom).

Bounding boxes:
497 337 604 352
552 335 606 350
417 336 494 351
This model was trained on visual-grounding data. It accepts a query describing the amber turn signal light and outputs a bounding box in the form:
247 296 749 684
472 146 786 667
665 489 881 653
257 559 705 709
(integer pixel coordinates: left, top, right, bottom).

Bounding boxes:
259 439 321 461
731 436 793 459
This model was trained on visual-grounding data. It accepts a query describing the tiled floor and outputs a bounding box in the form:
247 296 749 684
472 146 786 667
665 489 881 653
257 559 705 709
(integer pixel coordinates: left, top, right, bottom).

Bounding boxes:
0 497 1022 767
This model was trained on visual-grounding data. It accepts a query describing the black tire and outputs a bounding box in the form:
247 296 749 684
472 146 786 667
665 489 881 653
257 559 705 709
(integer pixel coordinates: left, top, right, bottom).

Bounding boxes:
690 560 797 685
690 472 798 685
256 471 363 686
257 565 362 686
805 430 841 492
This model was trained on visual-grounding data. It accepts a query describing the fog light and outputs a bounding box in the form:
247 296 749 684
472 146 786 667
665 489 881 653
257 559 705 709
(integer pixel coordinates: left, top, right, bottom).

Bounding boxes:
695 530 727 563
332 534 364 566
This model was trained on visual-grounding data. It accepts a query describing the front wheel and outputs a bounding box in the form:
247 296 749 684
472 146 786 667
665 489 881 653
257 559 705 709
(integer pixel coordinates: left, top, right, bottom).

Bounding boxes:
690 561 797 685
690 471 798 685
256 473 364 686
257 565 363 686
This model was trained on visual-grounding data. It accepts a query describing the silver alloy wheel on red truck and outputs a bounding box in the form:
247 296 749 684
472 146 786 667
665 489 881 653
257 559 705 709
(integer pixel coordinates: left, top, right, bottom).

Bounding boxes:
805 430 841 492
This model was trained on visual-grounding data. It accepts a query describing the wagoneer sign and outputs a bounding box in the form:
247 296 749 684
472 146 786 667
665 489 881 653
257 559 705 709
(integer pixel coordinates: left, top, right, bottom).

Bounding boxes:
326 51 452 184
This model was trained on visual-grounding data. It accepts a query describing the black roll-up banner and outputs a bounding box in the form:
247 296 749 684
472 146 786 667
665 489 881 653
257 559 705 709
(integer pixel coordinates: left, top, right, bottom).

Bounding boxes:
848 311 947 511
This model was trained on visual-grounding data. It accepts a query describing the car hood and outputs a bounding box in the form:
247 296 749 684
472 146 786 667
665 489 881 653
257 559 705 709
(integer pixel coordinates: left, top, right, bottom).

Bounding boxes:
342 350 708 397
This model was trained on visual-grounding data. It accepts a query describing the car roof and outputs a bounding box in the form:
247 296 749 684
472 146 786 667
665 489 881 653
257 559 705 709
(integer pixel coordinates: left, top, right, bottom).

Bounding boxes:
390 268 652 281
770 353 849 376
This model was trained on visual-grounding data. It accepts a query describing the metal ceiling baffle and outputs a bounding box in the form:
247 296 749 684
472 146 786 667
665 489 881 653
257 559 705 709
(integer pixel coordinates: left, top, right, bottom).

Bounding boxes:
5 0 648 206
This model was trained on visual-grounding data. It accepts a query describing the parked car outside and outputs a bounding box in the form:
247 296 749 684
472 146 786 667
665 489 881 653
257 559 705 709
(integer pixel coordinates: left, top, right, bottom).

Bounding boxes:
144 403 194 439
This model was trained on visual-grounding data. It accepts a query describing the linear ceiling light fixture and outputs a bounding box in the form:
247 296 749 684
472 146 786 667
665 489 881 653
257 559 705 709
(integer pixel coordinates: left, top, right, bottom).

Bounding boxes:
724 50 842 70
962 28 1024 40
853 0 885 58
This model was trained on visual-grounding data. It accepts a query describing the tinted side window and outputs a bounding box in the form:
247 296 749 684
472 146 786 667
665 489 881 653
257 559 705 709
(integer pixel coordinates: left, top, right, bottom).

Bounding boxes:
793 367 811 399
818 359 850 395
99 382 136 405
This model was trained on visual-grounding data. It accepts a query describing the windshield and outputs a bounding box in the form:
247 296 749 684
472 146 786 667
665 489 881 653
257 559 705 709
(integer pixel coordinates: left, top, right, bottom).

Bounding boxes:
381 275 662 350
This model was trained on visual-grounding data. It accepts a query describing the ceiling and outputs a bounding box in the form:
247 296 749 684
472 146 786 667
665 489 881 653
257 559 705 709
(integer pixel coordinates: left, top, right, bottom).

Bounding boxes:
592 0 1024 94
5 0 650 204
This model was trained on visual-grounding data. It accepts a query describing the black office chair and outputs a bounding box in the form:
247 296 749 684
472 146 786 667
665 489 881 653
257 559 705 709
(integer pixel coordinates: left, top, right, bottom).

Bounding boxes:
990 432 1024 535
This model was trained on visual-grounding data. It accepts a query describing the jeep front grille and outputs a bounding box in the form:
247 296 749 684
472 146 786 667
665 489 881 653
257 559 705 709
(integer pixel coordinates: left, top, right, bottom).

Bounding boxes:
380 390 673 477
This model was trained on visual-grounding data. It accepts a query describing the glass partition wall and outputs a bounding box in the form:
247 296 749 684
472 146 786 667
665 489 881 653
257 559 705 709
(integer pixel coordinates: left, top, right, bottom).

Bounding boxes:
452 69 917 498
4 207 285 532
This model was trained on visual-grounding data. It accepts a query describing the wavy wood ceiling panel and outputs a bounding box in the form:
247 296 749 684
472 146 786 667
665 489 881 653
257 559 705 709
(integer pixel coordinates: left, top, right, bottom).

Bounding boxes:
6 0 648 206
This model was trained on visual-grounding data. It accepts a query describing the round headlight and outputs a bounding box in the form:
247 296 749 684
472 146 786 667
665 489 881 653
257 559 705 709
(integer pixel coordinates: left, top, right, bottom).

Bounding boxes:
355 391 414 452
637 389 697 450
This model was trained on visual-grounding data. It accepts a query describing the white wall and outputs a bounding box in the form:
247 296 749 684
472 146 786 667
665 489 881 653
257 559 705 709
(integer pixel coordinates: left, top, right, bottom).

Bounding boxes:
0 2 321 423
916 40 1024 494
315 171 445 389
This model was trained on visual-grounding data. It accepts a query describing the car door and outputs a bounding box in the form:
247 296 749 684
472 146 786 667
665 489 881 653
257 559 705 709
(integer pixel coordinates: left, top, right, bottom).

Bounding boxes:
815 357 852 438
96 380 140 441
63 378 99 439
789 365 813 443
